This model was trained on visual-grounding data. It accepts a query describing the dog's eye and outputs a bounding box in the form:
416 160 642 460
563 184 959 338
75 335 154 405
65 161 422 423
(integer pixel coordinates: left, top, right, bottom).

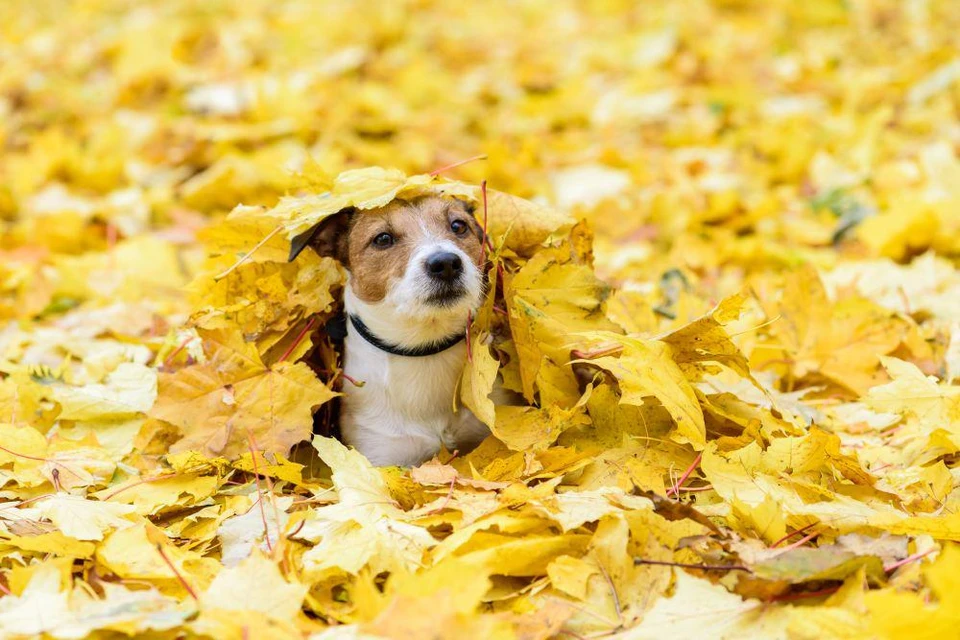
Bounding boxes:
372 232 394 248
450 219 469 236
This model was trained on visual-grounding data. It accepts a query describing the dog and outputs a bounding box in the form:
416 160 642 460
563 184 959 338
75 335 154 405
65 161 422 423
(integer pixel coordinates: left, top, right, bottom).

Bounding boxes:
288 195 490 466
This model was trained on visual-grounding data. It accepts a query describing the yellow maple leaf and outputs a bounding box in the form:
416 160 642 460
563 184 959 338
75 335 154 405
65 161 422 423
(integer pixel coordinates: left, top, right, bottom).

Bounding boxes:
200 550 307 620
866 545 960 638
866 356 960 434
507 249 620 401
270 167 437 238
152 329 336 458
483 189 576 257
48 362 157 421
34 494 137 541
96 523 219 597
296 437 436 576
754 265 908 394
590 337 706 449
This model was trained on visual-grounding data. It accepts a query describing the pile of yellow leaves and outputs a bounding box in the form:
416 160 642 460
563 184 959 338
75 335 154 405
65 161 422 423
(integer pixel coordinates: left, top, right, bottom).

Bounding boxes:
2 0 960 638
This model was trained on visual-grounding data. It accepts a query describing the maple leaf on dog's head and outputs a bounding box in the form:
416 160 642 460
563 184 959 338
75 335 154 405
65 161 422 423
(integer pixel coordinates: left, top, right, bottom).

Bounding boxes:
483 189 576 257
270 166 575 259
269 167 438 238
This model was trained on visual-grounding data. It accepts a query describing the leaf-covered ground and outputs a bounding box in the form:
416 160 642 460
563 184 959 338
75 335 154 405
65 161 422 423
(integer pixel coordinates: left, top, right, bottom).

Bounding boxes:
2 1 960 638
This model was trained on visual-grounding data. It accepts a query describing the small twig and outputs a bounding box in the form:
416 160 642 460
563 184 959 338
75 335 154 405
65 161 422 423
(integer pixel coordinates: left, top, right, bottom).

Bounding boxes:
634 558 750 572
0 493 54 510
465 311 473 363
0 444 51 463
340 371 364 387
570 344 624 361
665 453 703 498
155 543 199 601
596 559 622 624
677 485 713 492
768 586 839 602
778 529 818 552
480 180 492 262
248 433 287 573
101 472 179 501
0 444 83 482
771 523 817 548
426 475 458 515
247 432 274 554
884 549 933 573
287 518 307 539
213 225 283 281
429 154 488 177
162 336 196 369
279 317 318 362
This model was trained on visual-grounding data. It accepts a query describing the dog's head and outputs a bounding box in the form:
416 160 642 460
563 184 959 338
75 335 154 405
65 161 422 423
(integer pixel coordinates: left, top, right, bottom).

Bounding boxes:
289 195 485 322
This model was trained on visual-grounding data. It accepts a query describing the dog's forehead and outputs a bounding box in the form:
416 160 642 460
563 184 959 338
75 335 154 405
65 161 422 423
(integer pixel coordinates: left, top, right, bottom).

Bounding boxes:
351 196 463 235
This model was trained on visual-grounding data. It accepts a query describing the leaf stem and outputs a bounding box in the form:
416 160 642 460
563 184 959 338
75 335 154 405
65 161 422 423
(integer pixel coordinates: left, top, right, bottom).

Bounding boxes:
279 316 318 362
665 453 703 498
213 224 283 282
770 523 816 548
633 558 750 572
247 432 275 554
428 154 487 177
884 548 933 573
155 543 199 601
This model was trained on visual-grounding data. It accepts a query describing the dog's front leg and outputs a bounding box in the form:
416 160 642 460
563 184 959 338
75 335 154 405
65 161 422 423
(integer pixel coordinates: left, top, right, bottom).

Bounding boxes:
442 409 491 455
341 419 443 467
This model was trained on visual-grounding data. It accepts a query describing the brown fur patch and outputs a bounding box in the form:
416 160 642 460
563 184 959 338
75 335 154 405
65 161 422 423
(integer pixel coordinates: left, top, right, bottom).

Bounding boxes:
346 196 483 303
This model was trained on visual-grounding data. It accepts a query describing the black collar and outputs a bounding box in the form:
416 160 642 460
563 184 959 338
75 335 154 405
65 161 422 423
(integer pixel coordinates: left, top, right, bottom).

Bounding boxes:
348 314 465 357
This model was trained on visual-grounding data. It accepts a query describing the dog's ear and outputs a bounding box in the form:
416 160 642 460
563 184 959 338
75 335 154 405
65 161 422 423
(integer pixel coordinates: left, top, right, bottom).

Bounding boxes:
288 207 355 264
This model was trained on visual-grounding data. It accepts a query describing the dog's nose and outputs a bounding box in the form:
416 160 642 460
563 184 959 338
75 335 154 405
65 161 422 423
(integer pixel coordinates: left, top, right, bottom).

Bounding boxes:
425 252 463 283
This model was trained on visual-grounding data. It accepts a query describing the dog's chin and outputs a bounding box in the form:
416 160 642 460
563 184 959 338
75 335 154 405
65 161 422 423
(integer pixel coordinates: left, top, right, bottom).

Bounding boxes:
424 284 470 309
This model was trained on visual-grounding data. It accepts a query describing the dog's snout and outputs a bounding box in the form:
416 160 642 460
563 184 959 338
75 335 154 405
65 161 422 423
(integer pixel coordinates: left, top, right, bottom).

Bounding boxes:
425 251 463 283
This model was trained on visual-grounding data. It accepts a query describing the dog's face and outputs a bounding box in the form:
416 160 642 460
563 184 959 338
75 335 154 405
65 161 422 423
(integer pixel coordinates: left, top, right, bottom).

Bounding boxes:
290 196 485 320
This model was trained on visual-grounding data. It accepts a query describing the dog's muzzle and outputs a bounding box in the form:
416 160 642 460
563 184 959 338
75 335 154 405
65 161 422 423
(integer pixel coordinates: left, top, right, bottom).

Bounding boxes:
425 251 463 283
424 251 467 304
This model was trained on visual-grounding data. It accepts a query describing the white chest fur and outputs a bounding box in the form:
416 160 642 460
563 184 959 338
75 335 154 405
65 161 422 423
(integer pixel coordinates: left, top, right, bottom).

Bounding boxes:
337 288 489 466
